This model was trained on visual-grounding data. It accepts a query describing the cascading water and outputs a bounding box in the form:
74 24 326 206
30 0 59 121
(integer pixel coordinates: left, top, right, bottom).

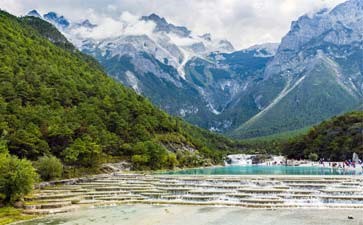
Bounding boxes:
23 172 363 216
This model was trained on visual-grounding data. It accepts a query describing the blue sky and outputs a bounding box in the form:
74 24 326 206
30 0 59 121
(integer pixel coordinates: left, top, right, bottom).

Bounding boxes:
0 0 345 49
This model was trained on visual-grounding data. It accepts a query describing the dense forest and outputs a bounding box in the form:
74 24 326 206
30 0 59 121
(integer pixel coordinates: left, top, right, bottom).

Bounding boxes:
0 11 241 176
283 111 363 161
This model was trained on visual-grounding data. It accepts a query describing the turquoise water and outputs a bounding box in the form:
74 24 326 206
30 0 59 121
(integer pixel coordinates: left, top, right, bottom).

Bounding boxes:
162 165 363 175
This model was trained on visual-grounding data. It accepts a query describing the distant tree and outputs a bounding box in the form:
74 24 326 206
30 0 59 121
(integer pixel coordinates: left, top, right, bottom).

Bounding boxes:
62 135 102 167
166 153 178 169
308 153 319 161
131 155 149 170
35 155 63 181
132 141 169 170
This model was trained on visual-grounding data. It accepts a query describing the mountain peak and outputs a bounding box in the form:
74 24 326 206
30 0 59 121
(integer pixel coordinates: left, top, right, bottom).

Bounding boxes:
43 11 58 19
142 13 167 24
27 9 41 18
200 33 212 41
141 13 191 37
80 19 96 28
43 11 70 28
218 40 235 52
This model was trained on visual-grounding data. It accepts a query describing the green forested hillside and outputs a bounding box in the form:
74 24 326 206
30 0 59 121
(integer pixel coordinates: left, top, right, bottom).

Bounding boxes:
20 16 74 51
0 11 237 172
231 60 362 139
283 111 363 161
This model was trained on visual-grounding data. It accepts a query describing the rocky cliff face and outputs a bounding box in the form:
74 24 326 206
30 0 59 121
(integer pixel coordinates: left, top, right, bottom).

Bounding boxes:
231 0 363 137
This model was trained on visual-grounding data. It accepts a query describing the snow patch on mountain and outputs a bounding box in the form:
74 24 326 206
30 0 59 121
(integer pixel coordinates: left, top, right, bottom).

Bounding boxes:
207 103 221 115
125 71 141 94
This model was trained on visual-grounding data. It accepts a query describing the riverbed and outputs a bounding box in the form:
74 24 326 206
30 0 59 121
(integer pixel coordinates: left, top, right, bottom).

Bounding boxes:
17 204 363 225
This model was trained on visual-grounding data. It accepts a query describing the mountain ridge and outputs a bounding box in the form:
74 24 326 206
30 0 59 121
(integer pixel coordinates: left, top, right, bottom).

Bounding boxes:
26 0 363 138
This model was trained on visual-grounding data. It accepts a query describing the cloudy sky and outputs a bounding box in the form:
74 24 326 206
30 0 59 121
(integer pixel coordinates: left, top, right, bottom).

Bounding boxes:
0 0 345 49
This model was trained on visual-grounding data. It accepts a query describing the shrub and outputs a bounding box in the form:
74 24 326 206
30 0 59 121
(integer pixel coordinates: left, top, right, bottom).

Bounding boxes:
308 153 319 161
131 154 149 170
132 141 170 170
0 154 38 203
0 140 7 155
62 135 102 167
166 153 178 169
35 156 63 181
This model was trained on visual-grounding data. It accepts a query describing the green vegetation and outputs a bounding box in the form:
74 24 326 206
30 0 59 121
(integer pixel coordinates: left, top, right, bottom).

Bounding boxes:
242 127 310 143
0 142 38 204
0 11 239 175
0 207 35 225
34 155 63 181
233 111 363 161
131 141 175 170
308 153 319 161
232 61 361 139
283 111 363 161
20 16 74 51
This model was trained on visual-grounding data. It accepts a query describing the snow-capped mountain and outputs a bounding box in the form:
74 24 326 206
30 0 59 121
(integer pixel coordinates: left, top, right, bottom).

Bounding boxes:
35 11 235 73
141 13 191 37
26 0 363 138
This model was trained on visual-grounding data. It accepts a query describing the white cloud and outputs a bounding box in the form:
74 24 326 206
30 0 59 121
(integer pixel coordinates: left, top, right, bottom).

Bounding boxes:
120 11 155 36
119 11 138 24
76 17 124 39
0 0 25 15
1 0 346 49
167 33 199 46
68 11 155 41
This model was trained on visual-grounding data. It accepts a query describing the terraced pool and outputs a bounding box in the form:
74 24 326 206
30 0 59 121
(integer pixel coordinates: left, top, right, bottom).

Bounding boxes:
162 165 363 175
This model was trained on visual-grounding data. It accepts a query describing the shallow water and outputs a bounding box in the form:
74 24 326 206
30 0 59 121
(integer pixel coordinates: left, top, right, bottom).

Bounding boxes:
162 165 363 175
18 205 363 225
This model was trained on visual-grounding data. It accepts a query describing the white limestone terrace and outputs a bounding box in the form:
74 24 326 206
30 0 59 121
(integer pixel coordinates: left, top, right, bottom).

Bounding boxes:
23 173 363 215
